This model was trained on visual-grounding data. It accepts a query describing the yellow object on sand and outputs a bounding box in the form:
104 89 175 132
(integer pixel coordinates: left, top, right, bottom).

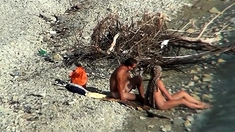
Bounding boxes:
86 92 107 99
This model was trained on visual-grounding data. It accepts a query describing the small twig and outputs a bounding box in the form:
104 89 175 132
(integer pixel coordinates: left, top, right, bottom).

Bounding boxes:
180 36 219 44
180 20 191 31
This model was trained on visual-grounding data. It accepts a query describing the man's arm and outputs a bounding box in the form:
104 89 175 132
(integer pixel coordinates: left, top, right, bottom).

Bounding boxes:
157 80 172 100
116 70 127 101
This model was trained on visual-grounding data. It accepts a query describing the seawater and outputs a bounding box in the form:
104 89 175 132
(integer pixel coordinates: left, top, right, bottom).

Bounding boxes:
191 32 235 132
177 0 235 131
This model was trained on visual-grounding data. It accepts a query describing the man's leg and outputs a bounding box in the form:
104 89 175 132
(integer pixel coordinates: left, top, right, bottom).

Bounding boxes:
111 91 137 101
129 75 145 98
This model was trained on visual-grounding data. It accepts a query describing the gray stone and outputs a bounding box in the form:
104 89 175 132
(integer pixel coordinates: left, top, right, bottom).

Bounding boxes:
172 118 185 125
202 74 213 82
217 58 226 63
187 81 195 87
193 75 199 81
186 116 194 122
209 7 220 14
202 94 213 102
161 125 171 132
191 94 201 101
184 120 191 128
139 116 146 120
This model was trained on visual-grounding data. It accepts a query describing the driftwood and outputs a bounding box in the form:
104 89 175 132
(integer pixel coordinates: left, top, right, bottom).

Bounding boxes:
64 3 235 72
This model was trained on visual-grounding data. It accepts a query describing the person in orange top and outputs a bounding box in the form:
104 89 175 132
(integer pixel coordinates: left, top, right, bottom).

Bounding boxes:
69 63 88 88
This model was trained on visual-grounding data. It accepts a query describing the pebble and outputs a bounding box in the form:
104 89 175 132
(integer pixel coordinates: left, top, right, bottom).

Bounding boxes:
184 120 191 128
161 125 171 132
217 58 226 63
187 81 195 87
172 118 185 125
148 124 154 128
209 7 220 14
186 116 194 122
201 94 213 102
186 28 195 33
193 75 199 81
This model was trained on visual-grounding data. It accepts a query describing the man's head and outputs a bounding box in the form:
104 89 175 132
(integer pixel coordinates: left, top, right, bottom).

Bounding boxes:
123 57 137 70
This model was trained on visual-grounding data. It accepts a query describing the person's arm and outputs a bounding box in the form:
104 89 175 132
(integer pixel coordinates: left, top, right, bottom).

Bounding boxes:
157 79 172 100
116 70 127 102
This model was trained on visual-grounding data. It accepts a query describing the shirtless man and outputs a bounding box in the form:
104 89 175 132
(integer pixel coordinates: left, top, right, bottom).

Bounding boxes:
149 65 211 110
109 58 145 103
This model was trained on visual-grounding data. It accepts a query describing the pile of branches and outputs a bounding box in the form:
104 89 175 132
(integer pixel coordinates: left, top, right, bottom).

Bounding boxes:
68 4 235 71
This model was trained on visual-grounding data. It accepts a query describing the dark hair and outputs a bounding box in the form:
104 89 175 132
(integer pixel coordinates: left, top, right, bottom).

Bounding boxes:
123 58 137 67
74 61 82 67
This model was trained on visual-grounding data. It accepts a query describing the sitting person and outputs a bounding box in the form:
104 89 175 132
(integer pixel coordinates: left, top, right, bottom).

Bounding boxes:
145 65 211 110
109 57 145 103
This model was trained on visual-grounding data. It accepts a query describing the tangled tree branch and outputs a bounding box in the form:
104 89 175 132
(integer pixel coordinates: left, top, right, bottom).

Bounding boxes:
67 9 235 71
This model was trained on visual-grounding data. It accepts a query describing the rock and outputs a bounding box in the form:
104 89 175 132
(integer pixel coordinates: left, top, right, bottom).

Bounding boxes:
202 74 213 82
186 116 194 122
184 120 191 128
193 75 199 81
207 84 212 88
196 67 201 72
202 74 212 77
202 77 212 82
161 125 171 132
209 88 214 92
209 7 220 14
148 124 154 128
186 28 195 33
201 85 208 89
194 88 201 92
52 53 63 62
202 94 213 102
196 80 202 84
50 30 57 35
217 58 226 63
172 118 185 125
190 70 197 74
139 116 146 120
191 94 201 101
169 108 175 112
187 81 195 87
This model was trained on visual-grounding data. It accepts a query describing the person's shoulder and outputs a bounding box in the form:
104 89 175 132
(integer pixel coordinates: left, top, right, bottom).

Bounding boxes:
157 79 164 86
116 66 126 74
